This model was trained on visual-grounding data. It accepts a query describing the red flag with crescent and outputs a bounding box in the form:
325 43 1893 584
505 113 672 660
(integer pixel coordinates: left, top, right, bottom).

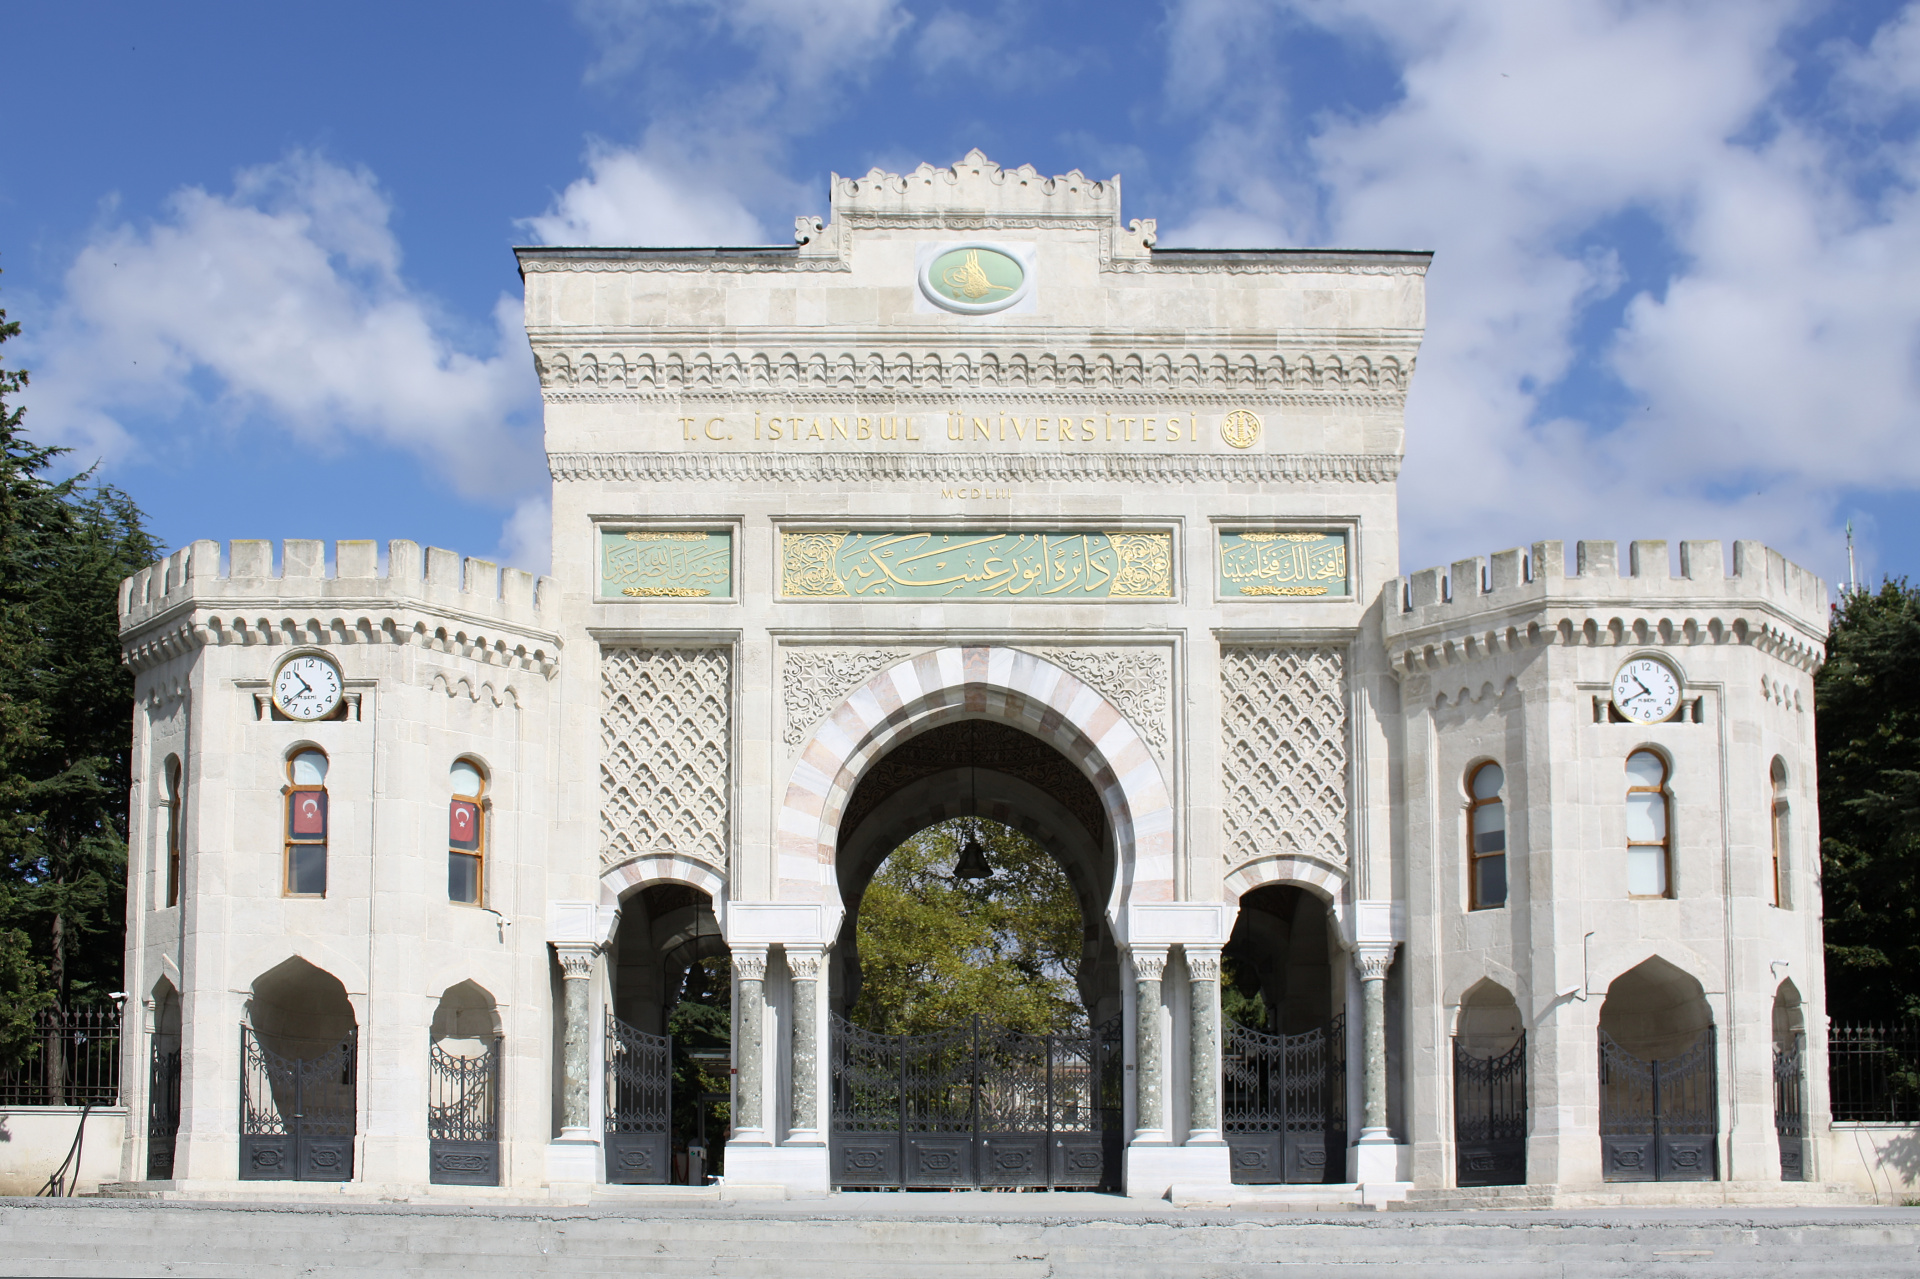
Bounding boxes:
288 789 327 839
450 799 480 851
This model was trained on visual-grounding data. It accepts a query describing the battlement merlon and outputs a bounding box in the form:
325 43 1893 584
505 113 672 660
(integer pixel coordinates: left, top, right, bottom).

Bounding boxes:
117 539 560 674
1382 539 1830 675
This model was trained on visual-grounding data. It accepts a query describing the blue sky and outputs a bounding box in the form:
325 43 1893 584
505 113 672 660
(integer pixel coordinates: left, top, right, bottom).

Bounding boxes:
5 0 1918 589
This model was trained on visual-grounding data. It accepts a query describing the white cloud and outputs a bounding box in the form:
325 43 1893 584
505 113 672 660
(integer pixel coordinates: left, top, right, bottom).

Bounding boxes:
575 0 910 92
522 142 768 246
1162 0 1920 585
25 151 548 566
495 494 554 577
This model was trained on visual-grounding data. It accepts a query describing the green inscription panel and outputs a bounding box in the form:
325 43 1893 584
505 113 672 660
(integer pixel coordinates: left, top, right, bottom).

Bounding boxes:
1219 531 1349 598
781 531 1173 599
601 530 732 598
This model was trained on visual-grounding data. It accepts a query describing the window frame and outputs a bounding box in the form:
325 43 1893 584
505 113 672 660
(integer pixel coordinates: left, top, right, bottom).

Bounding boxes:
1625 748 1673 900
163 755 183 909
1466 760 1508 911
1770 757 1790 909
283 748 329 899
448 757 487 907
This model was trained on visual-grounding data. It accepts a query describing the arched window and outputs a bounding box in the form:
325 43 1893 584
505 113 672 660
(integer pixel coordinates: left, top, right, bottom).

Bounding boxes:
285 749 329 897
1770 757 1789 909
1625 750 1671 899
449 759 485 905
163 756 183 908
1467 761 1507 910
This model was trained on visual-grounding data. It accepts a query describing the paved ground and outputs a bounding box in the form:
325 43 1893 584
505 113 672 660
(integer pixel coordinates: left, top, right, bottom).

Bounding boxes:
4 1195 1919 1277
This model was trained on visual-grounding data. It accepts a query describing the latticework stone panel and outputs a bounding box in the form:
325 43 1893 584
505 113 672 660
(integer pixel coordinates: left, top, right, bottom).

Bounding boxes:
1220 646 1349 866
600 647 731 867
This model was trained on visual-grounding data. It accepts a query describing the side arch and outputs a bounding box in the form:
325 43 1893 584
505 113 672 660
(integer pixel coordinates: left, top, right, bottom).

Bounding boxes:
777 646 1172 933
1224 855 1346 908
599 853 727 919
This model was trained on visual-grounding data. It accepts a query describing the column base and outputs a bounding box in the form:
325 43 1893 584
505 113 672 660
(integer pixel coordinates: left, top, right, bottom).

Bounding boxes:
1125 1143 1233 1200
1351 1128 1411 1196
546 1132 601 1186
721 1142 829 1197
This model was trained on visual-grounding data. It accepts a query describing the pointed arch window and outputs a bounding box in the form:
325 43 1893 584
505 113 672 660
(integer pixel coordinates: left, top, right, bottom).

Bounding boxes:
163 756 183 908
1626 750 1672 899
1468 761 1507 910
285 749 329 897
1770 757 1789 909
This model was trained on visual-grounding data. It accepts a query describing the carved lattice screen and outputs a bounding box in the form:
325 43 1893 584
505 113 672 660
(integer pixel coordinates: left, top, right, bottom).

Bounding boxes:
600 647 731 867
1220 646 1349 866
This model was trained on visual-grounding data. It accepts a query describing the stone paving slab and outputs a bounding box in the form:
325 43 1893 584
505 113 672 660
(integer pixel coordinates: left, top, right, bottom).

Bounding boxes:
4 1196 1919 1278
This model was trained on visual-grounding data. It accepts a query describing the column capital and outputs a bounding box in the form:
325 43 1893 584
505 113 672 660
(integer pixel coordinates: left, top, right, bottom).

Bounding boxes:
1129 947 1169 982
732 947 769 982
1355 942 1397 983
551 941 599 979
786 946 825 981
1184 946 1223 982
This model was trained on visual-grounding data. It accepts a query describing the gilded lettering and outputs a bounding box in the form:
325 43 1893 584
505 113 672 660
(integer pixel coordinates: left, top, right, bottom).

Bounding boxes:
768 417 783 440
808 418 826 441
1166 415 1181 442
947 413 964 441
831 416 850 440
705 417 728 441
973 417 990 441
905 417 920 440
882 416 900 441
857 416 872 440
681 417 697 441
1119 417 1136 441
1081 418 1095 443
1036 417 1051 441
1143 418 1156 441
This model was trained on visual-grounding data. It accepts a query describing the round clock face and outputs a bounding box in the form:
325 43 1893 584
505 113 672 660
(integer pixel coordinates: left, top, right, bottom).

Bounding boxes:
1612 657 1681 724
273 654 343 722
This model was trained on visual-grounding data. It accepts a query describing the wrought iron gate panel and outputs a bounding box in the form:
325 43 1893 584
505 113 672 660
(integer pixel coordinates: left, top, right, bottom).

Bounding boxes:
428 1037 501 1186
1774 1032 1807 1182
604 1014 671 1184
829 1013 1121 1190
1222 1015 1347 1185
146 1036 181 1180
1599 1029 1717 1182
238 1026 357 1181
1454 1034 1526 1187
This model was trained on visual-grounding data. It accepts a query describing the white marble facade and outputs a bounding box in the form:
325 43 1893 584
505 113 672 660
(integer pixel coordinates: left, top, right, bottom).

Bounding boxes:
113 152 1832 1199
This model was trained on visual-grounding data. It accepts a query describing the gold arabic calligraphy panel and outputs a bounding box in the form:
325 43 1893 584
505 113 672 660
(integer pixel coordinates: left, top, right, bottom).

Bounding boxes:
601 530 733 598
780 531 1173 600
1219 531 1349 598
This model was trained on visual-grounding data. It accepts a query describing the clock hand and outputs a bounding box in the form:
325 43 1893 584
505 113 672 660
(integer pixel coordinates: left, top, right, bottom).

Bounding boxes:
294 672 313 695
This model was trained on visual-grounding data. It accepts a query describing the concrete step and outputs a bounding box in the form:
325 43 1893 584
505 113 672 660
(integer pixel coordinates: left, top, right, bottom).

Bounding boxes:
1394 1180 1879 1211
10 1196 1920 1277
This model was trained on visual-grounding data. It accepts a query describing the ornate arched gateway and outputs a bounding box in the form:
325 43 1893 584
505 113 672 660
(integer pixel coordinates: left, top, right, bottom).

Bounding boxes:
117 151 1834 1202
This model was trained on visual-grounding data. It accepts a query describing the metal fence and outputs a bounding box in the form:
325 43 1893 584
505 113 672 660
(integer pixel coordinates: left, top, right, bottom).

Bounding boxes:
0 1006 123 1106
1829 1021 1920 1123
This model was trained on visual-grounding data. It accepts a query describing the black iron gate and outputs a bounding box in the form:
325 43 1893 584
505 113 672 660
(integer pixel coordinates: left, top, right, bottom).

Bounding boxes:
146 1034 181 1180
829 1013 1121 1190
1774 1032 1807 1182
1223 1015 1346 1184
1454 1034 1526 1186
238 1025 357 1181
428 1036 502 1185
1599 1029 1717 1182
605 1014 671 1184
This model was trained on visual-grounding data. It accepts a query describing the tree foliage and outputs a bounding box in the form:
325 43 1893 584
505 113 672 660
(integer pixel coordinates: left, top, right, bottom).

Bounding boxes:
851 819 1084 1037
1818 579 1920 1020
0 269 158 1017
668 955 731 1174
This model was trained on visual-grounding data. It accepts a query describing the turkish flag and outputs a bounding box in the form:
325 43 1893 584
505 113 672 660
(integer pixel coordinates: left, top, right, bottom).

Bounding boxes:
288 789 327 839
449 799 480 850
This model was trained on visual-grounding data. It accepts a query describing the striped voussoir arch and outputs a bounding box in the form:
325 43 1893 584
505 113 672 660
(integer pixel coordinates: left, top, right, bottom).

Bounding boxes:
598 852 728 918
778 646 1174 926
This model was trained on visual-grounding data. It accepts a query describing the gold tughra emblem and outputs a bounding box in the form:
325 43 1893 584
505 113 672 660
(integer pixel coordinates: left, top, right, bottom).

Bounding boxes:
940 249 1016 300
1220 410 1262 450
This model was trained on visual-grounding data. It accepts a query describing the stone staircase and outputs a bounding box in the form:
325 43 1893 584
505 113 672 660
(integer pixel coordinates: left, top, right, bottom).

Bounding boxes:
1392 1180 1881 1212
8 1193 1920 1277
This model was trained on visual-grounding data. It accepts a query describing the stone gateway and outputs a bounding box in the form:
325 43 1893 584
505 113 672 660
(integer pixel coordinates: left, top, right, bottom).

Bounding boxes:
113 152 1832 1202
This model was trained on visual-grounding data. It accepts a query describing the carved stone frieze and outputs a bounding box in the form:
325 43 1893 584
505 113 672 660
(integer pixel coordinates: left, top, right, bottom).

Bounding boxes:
1220 645 1350 870
782 647 913 747
549 451 1401 487
600 647 732 869
1032 647 1170 751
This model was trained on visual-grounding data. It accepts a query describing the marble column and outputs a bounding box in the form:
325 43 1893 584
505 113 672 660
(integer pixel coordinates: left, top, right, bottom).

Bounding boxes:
1356 943 1396 1136
787 947 824 1139
1186 946 1223 1144
1131 947 1169 1142
553 942 598 1134
732 948 768 1141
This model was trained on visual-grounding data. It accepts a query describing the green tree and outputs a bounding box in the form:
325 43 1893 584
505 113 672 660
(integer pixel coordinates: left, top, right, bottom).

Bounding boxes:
1818 579 1920 1020
850 819 1085 1037
0 269 158 1013
667 955 731 1174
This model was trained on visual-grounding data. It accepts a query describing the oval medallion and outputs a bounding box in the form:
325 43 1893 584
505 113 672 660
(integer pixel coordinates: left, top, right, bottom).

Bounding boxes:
920 243 1031 314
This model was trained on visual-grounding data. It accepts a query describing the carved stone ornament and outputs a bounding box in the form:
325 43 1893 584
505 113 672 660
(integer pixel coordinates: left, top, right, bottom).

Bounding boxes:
1186 950 1222 983
732 950 769 983
1038 648 1170 750
1355 944 1396 983
783 648 913 747
553 943 598 979
1132 950 1169 982
1221 646 1350 868
600 647 731 868
549 452 1402 487
786 950 825 982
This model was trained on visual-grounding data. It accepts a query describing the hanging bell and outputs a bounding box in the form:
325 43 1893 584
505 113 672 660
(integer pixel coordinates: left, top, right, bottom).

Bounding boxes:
952 827 993 879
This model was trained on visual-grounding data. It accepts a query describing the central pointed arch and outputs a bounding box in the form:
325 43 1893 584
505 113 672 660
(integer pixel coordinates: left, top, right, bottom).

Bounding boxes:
778 646 1173 934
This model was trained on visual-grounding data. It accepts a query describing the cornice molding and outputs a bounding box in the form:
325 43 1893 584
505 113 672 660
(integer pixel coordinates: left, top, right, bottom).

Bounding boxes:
546 450 1401 486
121 606 561 678
1385 604 1826 677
